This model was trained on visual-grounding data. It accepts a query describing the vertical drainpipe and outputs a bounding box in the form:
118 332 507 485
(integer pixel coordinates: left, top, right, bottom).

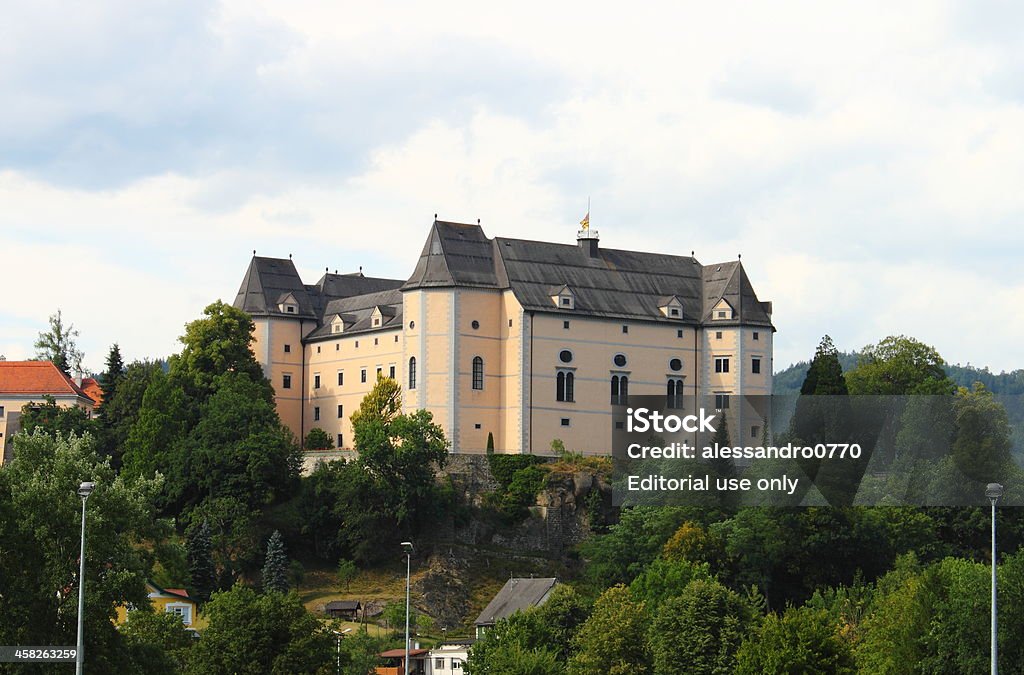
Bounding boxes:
300 319 306 445
528 311 535 455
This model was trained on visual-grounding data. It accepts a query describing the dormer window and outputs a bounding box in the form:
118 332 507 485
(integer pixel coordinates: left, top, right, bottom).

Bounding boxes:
712 299 735 320
277 292 299 315
550 285 575 310
330 315 345 334
285 305 295 313
659 296 684 319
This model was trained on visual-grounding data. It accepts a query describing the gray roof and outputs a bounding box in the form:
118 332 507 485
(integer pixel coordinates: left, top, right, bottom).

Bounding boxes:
474 577 558 626
305 288 404 340
325 600 361 610
402 221 500 289
234 257 319 318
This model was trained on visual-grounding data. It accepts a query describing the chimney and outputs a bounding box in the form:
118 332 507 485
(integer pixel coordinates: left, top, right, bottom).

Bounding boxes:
74 369 83 388
577 228 600 258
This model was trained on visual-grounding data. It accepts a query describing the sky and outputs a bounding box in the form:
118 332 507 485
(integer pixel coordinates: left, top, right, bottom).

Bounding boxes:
1 0 1022 374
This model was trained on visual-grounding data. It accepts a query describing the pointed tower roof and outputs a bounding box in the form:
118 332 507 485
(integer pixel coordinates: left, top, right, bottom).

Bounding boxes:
402 220 500 289
233 256 317 318
702 260 773 326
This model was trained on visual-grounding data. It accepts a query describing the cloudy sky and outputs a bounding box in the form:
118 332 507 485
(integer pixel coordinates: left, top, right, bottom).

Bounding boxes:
2 0 1022 373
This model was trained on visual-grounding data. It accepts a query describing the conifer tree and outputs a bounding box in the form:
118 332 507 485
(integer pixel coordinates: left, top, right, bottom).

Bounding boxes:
34 309 84 375
186 521 217 603
262 530 290 594
100 343 126 405
801 335 848 395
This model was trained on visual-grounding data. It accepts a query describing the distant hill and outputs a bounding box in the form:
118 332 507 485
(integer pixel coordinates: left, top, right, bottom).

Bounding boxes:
773 353 1024 395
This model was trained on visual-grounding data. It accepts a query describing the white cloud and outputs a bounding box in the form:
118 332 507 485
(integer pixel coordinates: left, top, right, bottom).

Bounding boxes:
1 0 1023 373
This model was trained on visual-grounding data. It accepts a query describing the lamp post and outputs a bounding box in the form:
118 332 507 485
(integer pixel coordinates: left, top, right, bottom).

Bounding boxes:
331 628 351 674
76 481 95 675
401 541 414 675
987 483 1004 675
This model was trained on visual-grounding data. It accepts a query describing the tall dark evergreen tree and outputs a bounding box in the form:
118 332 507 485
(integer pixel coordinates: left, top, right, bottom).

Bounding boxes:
801 336 848 395
262 530 290 594
99 343 126 406
186 521 217 603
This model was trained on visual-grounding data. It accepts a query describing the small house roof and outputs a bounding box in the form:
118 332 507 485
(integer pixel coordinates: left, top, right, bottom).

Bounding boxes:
474 577 558 626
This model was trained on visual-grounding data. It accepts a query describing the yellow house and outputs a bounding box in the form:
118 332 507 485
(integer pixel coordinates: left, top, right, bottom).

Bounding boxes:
234 219 775 456
114 581 198 627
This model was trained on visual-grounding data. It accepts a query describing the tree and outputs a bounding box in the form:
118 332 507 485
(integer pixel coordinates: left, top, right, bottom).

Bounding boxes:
337 558 357 592
580 506 694 588
170 300 266 402
263 530 290 593
100 343 126 406
187 585 333 674
568 585 650 674
736 607 853 674
648 578 754 675
630 557 713 613
845 335 954 396
305 427 334 450
19 395 95 437
121 609 196 675
0 431 166 671
186 520 217 603
34 308 84 375
352 376 449 532
801 335 849 395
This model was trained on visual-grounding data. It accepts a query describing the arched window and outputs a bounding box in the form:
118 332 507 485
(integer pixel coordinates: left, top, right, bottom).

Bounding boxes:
556 371 574 402
667 378 684 409
611 375 629 404
472 356 484 390
408 357 417 390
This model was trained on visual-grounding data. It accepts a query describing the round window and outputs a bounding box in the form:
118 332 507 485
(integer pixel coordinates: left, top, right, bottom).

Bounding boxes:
669 358 683 372
409 321 415 329
559 350 573 363
471 320 480 330
613 353 627 368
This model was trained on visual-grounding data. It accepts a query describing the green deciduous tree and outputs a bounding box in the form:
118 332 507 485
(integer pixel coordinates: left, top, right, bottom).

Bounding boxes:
262 530 290 593
337 558 357 591
19 395 95 437
568 585 650 675
0 431 166 671
579 506 695 589
304 427 334 450
649 578 754 675
736 606 853 674
845 335 954 396
187 585 333 675
121 609 196 675
34 308 84 375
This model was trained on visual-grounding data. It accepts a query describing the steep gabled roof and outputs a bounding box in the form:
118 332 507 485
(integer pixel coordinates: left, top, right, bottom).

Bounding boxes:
234 256 318 318
0 361 94 402
305 288 404 340
402 221 500 289
474 577 558 626
702 261 773 326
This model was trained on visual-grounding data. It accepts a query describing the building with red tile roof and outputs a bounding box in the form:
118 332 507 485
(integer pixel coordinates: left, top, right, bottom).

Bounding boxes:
0 361 96 463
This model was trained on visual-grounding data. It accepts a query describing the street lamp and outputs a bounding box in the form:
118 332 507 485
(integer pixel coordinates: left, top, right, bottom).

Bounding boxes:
987 482 1004 675
76 481 95 675
331 628 352 674
401 541 414 675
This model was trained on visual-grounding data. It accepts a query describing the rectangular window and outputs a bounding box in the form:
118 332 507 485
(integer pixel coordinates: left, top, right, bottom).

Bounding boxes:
360 369 367 383
716 331 723 339
374 337 379 345
314 374 321 389
717 310 727 318
753 331 759 341
677 329 683 338
284 344 291 353
395 335 399 342
336 343 340 351
0 406 5 417
282 374 292 389
376 367 382 378
563 320 570 329
355 340 359 348
436 659 445 670
337 434 343 448
317 345 321 353
561 297 571 306
389 365 396 379
622 325 629 334
752 358 761 374
474 423 482 429
715 357 730 373
751 425 760 439
337 404 344 418
561 418 570 427
314 406 320 421
715 394 730 409
337 372 344 386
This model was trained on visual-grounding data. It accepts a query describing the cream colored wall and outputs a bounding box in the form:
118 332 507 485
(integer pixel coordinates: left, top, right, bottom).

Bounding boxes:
304 328 403 450
500 291 526 454
251 317 308 441
451 289 506 453
0 394 92 463
529 314 699 455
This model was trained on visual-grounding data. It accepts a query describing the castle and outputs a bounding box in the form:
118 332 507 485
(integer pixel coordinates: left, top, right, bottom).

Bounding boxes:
233 220 774 455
